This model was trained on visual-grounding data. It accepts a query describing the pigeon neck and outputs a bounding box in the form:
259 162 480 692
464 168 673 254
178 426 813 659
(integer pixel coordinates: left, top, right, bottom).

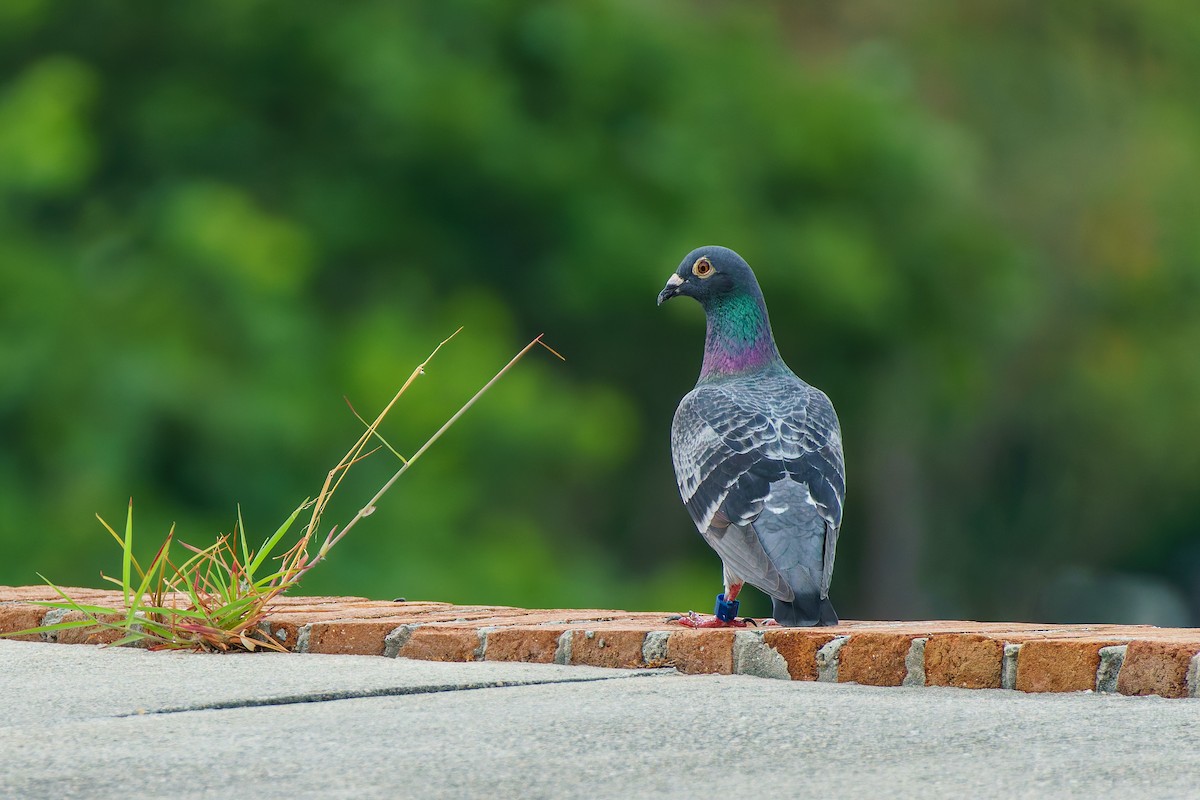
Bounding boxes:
699 291 780 380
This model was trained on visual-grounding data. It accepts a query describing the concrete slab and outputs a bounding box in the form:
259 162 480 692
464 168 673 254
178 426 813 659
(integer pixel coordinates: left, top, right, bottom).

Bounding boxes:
0 640 665 724
3 639 1200 799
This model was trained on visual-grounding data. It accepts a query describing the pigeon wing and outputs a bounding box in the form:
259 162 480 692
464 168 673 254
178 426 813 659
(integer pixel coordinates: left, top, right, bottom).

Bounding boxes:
671 377 844 601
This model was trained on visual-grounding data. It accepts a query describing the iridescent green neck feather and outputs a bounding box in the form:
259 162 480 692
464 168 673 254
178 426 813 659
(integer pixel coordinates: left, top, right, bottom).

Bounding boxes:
700 291 781 380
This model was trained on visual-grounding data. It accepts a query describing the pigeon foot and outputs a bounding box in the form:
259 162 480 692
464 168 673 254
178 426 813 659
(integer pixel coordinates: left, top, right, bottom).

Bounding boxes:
675 611 749 628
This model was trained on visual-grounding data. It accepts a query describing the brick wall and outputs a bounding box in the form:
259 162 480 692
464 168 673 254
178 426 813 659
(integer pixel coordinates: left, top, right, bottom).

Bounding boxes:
3 586 1198 698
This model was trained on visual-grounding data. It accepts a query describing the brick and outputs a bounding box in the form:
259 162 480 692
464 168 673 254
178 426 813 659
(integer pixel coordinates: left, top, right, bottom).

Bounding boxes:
0 587 56 603
268 594 373 606
547 617 672 632
482 627 565 663
1016 639 1122 693
56 627 125 646
482 612 669 630
924 634 1003 689
1117 640 1200 698
0 605 47 641
304 619 413 655
569 629 649 669
0 586 112 604
667 630 735 674
760 630 838 681
54 612 126 646
258 619 302 651
273 605 507 623
268 602 438 617
569 612 679 626
830 620 1043 638
394 627 481 662
1115 629 1200 643
837 633 913 686
483 610 638 628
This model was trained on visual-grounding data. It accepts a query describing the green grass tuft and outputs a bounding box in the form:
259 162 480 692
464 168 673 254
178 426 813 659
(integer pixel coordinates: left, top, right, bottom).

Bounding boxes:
2 331 559 651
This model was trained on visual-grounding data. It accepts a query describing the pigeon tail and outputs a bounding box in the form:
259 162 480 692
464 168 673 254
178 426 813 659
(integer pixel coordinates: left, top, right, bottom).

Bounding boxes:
771 593 838 627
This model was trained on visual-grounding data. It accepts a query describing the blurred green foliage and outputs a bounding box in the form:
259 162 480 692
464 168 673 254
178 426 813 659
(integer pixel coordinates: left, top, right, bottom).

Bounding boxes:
2 1 1199 624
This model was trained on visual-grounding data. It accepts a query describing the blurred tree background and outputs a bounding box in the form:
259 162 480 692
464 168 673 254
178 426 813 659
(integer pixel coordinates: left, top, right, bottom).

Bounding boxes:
2 0 1199 625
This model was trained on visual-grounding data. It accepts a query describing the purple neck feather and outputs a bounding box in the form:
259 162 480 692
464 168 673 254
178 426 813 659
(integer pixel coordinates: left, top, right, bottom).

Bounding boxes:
699 292 781 379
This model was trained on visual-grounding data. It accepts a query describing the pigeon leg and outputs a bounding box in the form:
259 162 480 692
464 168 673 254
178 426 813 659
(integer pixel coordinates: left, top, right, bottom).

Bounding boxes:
674 583 749 627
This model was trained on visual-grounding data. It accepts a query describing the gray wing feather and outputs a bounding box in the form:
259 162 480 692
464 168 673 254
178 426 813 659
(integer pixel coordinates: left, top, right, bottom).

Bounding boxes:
703 516 794 601
671 373 844 601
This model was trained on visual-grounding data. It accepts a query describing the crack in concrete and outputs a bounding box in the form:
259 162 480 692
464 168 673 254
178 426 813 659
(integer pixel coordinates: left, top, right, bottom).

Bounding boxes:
113 671 672 718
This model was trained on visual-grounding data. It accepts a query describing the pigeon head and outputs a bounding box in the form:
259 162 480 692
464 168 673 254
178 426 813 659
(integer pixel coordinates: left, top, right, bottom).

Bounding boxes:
656 246 764 309
658 246 781 379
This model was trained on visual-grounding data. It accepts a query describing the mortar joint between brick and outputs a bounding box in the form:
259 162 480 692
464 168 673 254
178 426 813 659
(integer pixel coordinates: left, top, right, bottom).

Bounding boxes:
1001 642 1021 690
474 627 495 661
642 631 670 666
295 624 312 654
1187 652 1200 699
40 608 70 643
816 635 849 683
255 620 292 645
902 637 927 687
382 624 420 658
732 630 789 680
1096 645 1127 694
553 630 573 665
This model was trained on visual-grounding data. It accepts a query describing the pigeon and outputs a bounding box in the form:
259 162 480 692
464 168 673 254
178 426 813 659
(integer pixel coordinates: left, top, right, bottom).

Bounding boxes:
657 246 845 627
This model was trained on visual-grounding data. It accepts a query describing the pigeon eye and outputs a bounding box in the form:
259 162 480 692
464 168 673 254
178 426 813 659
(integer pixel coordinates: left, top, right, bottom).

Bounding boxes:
692 257 715 279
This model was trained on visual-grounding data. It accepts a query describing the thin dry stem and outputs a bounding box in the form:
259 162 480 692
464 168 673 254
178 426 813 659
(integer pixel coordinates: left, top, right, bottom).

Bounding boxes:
308 333 550 569
302 327 464 551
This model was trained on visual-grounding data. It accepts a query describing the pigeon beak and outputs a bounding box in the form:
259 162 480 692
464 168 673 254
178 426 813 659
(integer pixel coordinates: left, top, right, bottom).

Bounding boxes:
657 273 685 306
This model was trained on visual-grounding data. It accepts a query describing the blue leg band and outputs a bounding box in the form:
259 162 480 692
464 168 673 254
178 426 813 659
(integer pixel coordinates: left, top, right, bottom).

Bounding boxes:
714 593 740 622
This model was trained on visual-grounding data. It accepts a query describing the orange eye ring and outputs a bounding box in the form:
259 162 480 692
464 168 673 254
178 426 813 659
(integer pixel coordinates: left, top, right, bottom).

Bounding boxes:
692 257 714 279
